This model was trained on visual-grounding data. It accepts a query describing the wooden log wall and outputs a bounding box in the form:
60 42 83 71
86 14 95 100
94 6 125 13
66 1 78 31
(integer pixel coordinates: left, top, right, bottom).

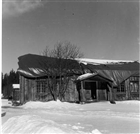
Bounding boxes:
63 76 79 102
19 75 139 103
32 80 36 101
115 76 139 101
19 75 80 103
19 75 24 104
24 78 28 102
28 79 32 101
96 89 107 101
19 75 37 104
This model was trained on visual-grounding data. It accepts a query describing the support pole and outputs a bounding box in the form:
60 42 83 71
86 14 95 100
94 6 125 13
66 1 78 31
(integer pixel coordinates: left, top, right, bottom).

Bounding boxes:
107 84 113 101
107 83 116 104
80 81 85 103
20 75 25 105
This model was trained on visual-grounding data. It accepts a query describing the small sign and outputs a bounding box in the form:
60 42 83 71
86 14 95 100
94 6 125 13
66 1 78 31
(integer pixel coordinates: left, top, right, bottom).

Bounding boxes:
12 84 20 89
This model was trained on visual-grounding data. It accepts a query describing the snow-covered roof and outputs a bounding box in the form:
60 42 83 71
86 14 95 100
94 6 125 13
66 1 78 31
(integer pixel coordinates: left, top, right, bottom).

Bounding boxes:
77 73 95 81
17 54 139 86
75 58 139 86
77 73 113 83
17 54 82 78
76 58 135 65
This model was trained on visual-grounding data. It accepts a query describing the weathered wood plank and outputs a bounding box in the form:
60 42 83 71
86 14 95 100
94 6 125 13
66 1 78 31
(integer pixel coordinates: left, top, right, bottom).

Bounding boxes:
33 80 36 101
28 79 32 101
19 75 22 104
24 78 29 102
20 75 25 104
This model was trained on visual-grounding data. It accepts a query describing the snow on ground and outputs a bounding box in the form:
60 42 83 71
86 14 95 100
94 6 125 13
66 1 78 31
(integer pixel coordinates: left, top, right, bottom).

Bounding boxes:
1 99 140 134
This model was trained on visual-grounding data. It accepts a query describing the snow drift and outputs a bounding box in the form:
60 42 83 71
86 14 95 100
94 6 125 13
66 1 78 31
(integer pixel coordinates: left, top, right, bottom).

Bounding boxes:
2 100 140 134
2 115 102 134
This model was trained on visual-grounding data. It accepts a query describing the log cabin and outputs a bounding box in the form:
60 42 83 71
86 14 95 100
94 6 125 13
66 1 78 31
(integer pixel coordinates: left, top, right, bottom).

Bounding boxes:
17 54 139 104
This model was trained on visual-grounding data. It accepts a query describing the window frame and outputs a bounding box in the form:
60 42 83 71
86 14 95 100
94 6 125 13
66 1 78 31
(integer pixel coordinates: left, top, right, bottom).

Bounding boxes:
117 82 125 93
36 79 47 94
129 76 139 93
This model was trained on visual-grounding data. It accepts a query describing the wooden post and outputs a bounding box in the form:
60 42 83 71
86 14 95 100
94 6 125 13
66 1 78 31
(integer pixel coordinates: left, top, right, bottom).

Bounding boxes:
105 89 107 101
80 81 85 103
31 79 33 101
20 75 25 105
25 78 27 103
125 79 128 99
96 82 98 101
96 89 99 101
31 80 34 101
28 80 31 101
107 84 113 101
74 84 76 102
29 79 33 101
111 84 114 101
33 80 36 101
23 76 25 104
19 75 22 104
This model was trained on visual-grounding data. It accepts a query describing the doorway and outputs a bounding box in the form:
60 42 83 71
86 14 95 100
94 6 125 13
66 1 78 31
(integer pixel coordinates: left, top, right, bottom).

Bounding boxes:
84 81 97 100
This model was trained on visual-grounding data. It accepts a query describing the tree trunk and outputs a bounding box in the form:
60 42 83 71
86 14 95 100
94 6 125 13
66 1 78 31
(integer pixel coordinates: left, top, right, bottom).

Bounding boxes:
48 76 56 101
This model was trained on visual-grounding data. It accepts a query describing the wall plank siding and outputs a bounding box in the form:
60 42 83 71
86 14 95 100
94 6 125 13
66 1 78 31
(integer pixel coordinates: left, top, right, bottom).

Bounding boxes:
24 78 28 102
19 74 139 104
28 79 31 101
19 75 22 104
33 80 36 101
20 76 25 104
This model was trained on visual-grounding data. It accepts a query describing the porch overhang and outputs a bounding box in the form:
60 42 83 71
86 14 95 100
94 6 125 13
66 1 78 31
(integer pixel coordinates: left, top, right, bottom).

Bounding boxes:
77 73 113 83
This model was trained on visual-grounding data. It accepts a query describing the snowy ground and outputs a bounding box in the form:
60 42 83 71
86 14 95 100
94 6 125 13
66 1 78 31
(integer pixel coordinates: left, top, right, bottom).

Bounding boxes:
1 99 140 134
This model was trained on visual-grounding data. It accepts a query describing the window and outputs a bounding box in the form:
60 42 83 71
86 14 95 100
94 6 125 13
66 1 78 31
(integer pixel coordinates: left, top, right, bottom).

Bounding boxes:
130 76 139 82
129 76 139 92
36 80 47 93
117 82 125 92
130 82 139 92
120 83 125 92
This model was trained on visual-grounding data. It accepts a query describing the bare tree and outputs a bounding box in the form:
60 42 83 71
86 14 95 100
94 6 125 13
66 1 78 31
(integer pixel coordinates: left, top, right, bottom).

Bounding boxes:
43 41 83 59
42 41 83 101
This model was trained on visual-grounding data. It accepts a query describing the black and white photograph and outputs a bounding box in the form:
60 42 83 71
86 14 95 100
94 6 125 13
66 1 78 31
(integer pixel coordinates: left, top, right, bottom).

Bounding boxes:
1 0 140 134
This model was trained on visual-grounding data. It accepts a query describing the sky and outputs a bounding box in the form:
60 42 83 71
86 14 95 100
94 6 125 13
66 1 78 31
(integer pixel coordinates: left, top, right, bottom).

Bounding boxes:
2 0 139 74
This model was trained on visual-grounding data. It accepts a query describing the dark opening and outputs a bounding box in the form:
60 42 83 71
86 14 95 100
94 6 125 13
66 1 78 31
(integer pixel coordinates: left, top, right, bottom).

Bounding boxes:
84 82 96 99
90 82 97 99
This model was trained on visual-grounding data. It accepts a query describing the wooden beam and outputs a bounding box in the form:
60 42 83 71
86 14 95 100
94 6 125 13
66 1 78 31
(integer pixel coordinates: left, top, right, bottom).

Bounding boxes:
24 78 28 102
20 75 25 104
80 81 85 103
19 75 22 104
33 80 36 101
107 84 113 101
